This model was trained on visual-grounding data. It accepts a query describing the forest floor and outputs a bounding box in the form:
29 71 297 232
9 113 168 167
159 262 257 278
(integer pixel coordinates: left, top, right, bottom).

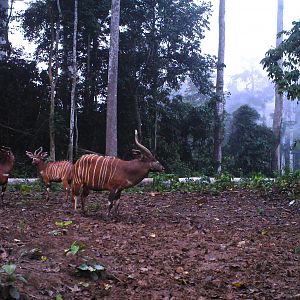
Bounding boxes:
0 188 299 300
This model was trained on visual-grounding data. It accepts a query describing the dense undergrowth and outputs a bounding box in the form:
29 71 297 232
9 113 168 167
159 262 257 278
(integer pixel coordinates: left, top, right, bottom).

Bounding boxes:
8 171 300 204
148 171 300 204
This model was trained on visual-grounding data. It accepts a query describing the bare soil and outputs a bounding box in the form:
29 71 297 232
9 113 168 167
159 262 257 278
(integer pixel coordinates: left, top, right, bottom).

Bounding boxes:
0 189 299 299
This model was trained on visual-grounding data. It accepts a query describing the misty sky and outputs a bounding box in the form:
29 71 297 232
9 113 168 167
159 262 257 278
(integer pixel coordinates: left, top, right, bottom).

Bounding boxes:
203 0 300 83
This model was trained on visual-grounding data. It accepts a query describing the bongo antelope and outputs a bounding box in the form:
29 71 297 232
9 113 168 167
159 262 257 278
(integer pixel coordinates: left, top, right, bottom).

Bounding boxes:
0 146 14 205
26 147 73 202
72 130 164 216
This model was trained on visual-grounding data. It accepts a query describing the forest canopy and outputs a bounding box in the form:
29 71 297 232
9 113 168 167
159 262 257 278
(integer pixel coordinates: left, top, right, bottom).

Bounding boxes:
0 0 277 177
261 21 300 100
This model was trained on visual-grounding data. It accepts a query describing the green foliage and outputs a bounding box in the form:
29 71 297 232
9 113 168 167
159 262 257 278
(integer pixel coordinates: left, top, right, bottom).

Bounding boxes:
239 173 274 192
273 170 300 199
19 185 32 196
292 246 300 254
65 241 86 256
30 179 47 192
261 21 300 100
55 220 73 228
0 263 27 300
158 98 215 176
77 262 106 281
224 105 275 176
256 207 265 216
0 57 49 165
19 0 216 174
0 0 217 177
152 173 180 192
151 173 236 194
213 173 235 190
149 171 300 202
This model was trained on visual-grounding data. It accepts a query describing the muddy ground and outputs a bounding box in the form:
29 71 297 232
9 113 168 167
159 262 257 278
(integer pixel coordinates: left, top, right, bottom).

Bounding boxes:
0 188 299 299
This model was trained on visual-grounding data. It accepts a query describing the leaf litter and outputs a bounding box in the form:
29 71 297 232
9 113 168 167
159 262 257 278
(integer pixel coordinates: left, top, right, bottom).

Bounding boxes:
0 189 299 299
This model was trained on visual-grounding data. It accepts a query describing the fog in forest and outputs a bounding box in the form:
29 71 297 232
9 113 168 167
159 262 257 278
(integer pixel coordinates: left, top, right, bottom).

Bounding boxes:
2 0 300 175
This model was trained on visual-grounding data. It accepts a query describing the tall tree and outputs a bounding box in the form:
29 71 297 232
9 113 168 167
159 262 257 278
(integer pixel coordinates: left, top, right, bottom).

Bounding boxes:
272 0 284 172
225 105 275 176
0 0 13 59
117 0 215 152
21 0 215 163
213 0 225 174
48 0 62 161
106 0 120 156
68 0 78 162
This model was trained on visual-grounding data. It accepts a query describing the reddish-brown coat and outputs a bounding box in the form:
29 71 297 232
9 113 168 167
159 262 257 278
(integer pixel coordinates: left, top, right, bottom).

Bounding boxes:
72 131 164 215
0 146 15 204
26 147 73 202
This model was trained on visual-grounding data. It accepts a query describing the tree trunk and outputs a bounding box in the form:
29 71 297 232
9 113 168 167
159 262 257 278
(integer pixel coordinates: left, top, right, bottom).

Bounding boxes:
132 38 142 138
272 0 284 172
48 0 62 161
106 0 120 156
213 0 225 175
68 0 78 162
134 94 142 138
0 0 12 59
48 3 55 161
154 108 158 152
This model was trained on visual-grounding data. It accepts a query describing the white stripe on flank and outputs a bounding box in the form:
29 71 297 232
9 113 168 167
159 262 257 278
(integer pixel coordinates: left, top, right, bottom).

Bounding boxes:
74 158 81 184
107 157 115 184
110 159 120 184
76 157 83 184
100 157 110 188
82 155 90 184
79 156 86 183
93 156 103 187
107 157 116 185
97 157 106 188
84 156 90 184
87 157 94 186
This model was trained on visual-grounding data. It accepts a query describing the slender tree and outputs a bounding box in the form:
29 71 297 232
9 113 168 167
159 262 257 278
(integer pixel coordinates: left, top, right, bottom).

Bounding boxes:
48 0 62 161
68 0 78 162
213 0 225 174
272 0 283 172
0 0 13 59
105 0 120 156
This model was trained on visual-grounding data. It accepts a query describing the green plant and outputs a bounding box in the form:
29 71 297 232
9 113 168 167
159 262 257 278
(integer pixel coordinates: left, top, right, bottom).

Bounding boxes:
30 178 46 192
0 263 27 300
65 241 86 256
77 262 106 280
239 173 274 192
274 171 300 198
152 173 178 192
292 246 300 254
152 173 211 193
256 207 265 216
213 173 234 190
19 185 32 196
55 220 73 228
